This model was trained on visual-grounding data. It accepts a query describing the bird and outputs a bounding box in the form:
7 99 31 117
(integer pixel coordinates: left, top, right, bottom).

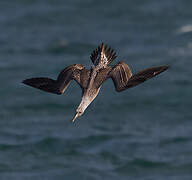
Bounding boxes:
22 43 169 122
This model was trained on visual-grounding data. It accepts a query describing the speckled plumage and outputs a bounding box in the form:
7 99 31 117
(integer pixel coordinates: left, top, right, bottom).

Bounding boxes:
23 43 169 122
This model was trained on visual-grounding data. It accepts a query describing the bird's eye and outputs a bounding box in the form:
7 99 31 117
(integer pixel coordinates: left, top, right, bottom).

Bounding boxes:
78 111 83 115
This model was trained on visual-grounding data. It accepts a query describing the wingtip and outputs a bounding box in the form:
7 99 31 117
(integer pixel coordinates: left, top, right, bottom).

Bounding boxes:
22 79 27 84
22 79 30 85
166 65 170 69
161 65 169 72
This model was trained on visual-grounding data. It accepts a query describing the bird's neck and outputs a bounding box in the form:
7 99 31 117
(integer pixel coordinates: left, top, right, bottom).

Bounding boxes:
77 96 92 113
77 86 101 114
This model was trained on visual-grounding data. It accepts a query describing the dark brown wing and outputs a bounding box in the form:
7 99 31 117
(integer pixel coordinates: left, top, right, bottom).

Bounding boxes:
124 66 169 89
22 77 61 94
78 69 91 89
22 64 87 95
109 61 169 92
90 43 117 66
109 62 132 92
94 67 112 88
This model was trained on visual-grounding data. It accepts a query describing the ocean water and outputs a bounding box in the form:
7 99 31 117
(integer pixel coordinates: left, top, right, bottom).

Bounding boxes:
0 0 192 179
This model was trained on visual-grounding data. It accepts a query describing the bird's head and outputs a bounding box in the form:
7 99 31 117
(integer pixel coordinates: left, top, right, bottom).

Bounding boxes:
72 96 91 122
72 109 84 123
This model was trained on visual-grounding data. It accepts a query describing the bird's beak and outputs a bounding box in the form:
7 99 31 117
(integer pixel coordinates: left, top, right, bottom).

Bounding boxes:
72 112 79 123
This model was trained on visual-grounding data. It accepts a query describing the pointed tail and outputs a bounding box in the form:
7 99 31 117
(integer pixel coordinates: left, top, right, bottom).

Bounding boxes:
90 43 117 66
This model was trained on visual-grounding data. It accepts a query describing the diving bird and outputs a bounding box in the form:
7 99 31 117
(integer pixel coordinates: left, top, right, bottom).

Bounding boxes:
22 43 169 122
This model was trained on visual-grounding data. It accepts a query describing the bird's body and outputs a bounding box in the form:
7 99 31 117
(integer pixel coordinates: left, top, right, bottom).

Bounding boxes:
23 43 169 122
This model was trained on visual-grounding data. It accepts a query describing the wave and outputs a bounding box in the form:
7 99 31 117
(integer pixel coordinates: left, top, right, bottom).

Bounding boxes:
177 25 192 34
0 134 112 153
159 137 191 147
115 158 168 174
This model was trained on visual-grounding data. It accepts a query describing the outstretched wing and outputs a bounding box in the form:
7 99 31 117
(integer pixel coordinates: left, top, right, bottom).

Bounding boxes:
109 61 169 92
22 77 61 94
90 43 117 66
22 64 89 95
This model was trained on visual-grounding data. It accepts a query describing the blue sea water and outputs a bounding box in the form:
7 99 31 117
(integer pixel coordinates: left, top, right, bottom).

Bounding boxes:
0 0 192 179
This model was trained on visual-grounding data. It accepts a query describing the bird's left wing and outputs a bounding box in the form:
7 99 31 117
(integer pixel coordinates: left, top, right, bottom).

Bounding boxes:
109 62 169 92
23 64 88 95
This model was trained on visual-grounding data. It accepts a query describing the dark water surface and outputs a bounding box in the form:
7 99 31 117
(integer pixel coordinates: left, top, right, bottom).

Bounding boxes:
0 0 192 179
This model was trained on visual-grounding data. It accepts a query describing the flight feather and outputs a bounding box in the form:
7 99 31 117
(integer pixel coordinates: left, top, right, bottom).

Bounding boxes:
22 64 87 94
90 43 117 66
109 62 169 92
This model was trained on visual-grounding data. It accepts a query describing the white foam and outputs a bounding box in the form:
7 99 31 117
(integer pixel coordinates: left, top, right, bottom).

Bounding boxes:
178 25 192 33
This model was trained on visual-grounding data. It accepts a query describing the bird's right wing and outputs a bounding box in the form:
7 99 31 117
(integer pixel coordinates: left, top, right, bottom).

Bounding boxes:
109 62 169 92
22 77 61 94
23 64 89 95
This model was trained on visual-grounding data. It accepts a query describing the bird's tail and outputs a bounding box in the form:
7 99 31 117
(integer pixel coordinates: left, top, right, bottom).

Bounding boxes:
22 78 62 95
90 43 117 66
